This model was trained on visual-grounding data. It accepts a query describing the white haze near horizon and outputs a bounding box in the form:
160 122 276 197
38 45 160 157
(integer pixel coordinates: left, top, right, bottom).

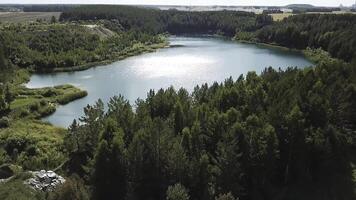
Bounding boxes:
0 0 355 7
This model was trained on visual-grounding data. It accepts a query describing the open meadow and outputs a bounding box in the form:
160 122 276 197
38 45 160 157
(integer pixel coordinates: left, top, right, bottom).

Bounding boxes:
0 12 61 23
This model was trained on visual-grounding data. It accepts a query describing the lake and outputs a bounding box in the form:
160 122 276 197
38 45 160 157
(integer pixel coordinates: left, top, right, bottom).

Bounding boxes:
26 36 313 127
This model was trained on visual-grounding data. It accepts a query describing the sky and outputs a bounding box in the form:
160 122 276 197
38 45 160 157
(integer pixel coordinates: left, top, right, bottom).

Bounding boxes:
0 0 355 7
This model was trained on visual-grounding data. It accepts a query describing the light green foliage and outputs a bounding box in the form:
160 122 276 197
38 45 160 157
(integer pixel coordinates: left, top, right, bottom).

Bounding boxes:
234 31 256 42
0 179 43 200
215 192 238 200
303 47 338 64
0 120 65 169
9 84 87 119
166 183 190 200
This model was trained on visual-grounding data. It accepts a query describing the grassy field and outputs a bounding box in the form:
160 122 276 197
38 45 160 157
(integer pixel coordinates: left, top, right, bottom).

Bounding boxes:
0 12 61 23
269 13 294 21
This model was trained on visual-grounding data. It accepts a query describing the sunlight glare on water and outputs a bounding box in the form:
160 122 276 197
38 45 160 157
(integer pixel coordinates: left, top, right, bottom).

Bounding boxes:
129 54 216 79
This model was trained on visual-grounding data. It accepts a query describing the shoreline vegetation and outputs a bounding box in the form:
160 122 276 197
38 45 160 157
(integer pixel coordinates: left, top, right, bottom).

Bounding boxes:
234 38 339 64
37 41 169 73
0 24 169 188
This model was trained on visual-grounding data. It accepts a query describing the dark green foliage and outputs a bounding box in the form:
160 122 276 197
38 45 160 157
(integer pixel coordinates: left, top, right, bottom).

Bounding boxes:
215 193 238 200
23 4 78 12
4 84 14 106
63 60 356 200
255 14 356 62
0 117 9 128
64 100 105 177
1 5 355 199
50 15 57 24
0 40 9 72
48 175 90 200
0 164 14 179
0 176 45 200
60 5 272 36
92 119 128 200
0 23 164 71
0 84 13 116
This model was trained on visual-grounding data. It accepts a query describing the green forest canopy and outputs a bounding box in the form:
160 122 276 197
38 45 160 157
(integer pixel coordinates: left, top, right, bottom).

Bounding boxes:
59 59 356 200
61 5 356 63
0 5 356 200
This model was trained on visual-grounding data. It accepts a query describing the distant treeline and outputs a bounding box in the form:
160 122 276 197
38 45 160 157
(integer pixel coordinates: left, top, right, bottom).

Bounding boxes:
254 14 356 62
292 7 341 14
20 4 79 12
0 4 78 12
60 5 273 36
60 6 356 63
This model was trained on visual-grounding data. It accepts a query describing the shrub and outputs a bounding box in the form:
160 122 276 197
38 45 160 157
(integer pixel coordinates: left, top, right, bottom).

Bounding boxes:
0 117 10 128
39 99 47 106
43 88 58 97
29 102 40 111
215 193 239 200
48 175 90 200
19 108 29 117
57 91 87 105
39 105 56 117
166 183 190 200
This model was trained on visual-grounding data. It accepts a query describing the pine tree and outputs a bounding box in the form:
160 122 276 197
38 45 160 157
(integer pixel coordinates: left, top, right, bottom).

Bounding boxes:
174 101 184 134
4 84 14 109
92 120 127 200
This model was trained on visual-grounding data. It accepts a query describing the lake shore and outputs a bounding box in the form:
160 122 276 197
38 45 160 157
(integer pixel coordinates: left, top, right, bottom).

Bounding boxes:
28 36 314 127
9 39 170 127
5 37 170 131
234 39 338 65
34 41 169 73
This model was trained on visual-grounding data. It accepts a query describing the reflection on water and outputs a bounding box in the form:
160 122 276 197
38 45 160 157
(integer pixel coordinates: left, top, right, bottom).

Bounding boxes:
130 55 216 78
27 36 313 127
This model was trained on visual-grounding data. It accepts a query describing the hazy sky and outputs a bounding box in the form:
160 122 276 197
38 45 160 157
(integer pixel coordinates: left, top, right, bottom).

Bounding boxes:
0 0 355 7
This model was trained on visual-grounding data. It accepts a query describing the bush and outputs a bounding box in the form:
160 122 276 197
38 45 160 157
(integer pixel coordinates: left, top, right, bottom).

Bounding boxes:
57 91 87 105
38 105 56 117
234 31 256 42
0 149 10 165
215 193 239 200
39 99 47 106
0 164 14 179
19 108 29 117
43 88 58 97
29 102 40 112
166 183 190 200
0 178 44 200
48 175 90 200
0 117 10 128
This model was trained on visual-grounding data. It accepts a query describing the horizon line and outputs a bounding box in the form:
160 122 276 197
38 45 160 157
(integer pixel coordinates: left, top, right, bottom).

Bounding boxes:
0 3 347 8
